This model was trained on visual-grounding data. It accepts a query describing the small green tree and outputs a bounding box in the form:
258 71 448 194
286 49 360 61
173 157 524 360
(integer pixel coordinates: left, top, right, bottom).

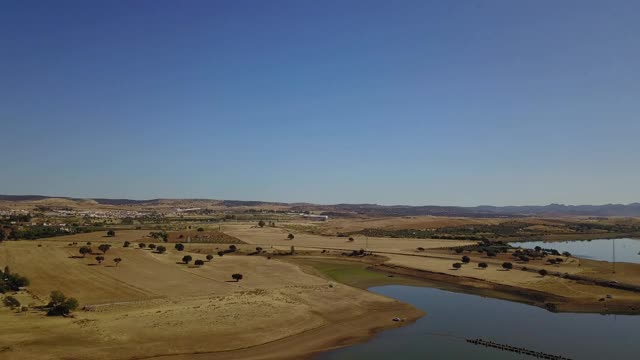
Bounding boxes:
206 254 214 261
123 241 130 248
148 244 156 250
95 256 105 264
229 244 237 252
258 220 265 228
182 255 192 264
478 262 488 269
461 255 471 264
106 229 115 237
156 245 166 254
452 262 462 270
175 243 185 251
502 262 513 271
194 259 204 266
232 273 243 282
217 251 224 257
454 248 464 254
113 257 122 267
197 227 204 232
139 243 146 249
287 233 295 240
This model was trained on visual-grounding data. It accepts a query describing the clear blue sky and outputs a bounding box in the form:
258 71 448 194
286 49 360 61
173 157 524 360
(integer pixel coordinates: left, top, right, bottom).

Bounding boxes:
1 0 639 206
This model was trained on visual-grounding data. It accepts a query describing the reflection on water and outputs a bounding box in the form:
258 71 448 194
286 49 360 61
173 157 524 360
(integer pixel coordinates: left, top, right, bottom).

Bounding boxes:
511 238 640 264
317 285 640 360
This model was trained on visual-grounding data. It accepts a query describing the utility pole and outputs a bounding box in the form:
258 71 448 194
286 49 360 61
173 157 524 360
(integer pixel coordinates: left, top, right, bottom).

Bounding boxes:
612 238 616 274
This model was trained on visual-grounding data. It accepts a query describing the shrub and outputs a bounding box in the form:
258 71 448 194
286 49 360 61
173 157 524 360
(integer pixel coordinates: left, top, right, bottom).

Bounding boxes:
139 243 146 249
194 259 204 266
148 244 156 250
217 251 224 257
478 262 488 269
206 254 213 261
197 227 204 232
156 245 166 254
3 295 20 308
232 273 243 282
123 241 130 248
229 245 237 252
287 233 295 240
454 248 464 254
461 255 470 264
502 262 513 270
452 262 462 269
106 230 115 237
258 220 265 228
175 243 185 251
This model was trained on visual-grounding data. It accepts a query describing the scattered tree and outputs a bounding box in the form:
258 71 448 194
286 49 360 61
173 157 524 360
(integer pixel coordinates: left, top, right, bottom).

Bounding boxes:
348 237 355 242
98 244 111 254
148 244 156 250
156 245 166 254
452 262 462 270
194 259 204 266
123 241 130 248
79 246 91 257
106 229 116 237
454 248 464 254
539 269 548 277
197 227 204 232
206 254 213 261
46 290 79 316
95 256 105 264
139 243 146 249
502 262 513 271
461 255 471 264
182 255 193 264
478 262 488 269
232 273 243 282
113 257 122 267
287 233 295 240
217 251 224 257
258 220 266 228
175 243 185 251
229 244 237 252
86 241 92 246
256 247 263 253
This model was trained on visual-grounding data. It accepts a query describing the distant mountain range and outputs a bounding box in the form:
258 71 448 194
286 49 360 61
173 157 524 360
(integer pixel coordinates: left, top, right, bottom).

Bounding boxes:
1 195 639 217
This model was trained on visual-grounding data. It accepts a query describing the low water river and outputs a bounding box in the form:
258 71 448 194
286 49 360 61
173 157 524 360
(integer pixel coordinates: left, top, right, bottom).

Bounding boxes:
510 238 640 264
317 285 640 360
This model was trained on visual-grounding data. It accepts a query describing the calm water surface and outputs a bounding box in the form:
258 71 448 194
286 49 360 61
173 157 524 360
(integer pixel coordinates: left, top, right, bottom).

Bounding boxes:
317 285 640 360
510 238 640 264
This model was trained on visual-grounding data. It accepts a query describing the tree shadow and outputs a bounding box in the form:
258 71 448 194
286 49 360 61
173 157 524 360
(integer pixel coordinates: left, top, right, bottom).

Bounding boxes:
68 255 84 259
87 264 99 266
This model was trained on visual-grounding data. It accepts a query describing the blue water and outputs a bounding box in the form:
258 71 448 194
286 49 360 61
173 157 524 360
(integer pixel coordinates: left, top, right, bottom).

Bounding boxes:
317 285 640 360
510 238 640 264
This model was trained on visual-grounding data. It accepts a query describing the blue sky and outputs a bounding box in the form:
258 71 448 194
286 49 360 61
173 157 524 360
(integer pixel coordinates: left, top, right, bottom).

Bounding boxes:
1 0 639 206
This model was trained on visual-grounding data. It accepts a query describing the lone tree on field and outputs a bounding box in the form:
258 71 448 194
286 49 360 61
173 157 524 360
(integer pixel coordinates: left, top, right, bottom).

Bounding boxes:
95 256 105 264
175 243 184 251
106 229 116 237
148 244 156 250
182 255 193 264
287 233 295 240
46 290 79 316
156 245 166 254
113 257 122 267
258 220 265 228
139 243 146 249
462 255 471 264
452 262 462 270
478 262 488 269
232 273 243 282
206 254 213 261
217 251 224 257
538 269 548 277
194 259 204 266
98 244 111 254
502 262 513 271
123 241 130 248
79 246 91 257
